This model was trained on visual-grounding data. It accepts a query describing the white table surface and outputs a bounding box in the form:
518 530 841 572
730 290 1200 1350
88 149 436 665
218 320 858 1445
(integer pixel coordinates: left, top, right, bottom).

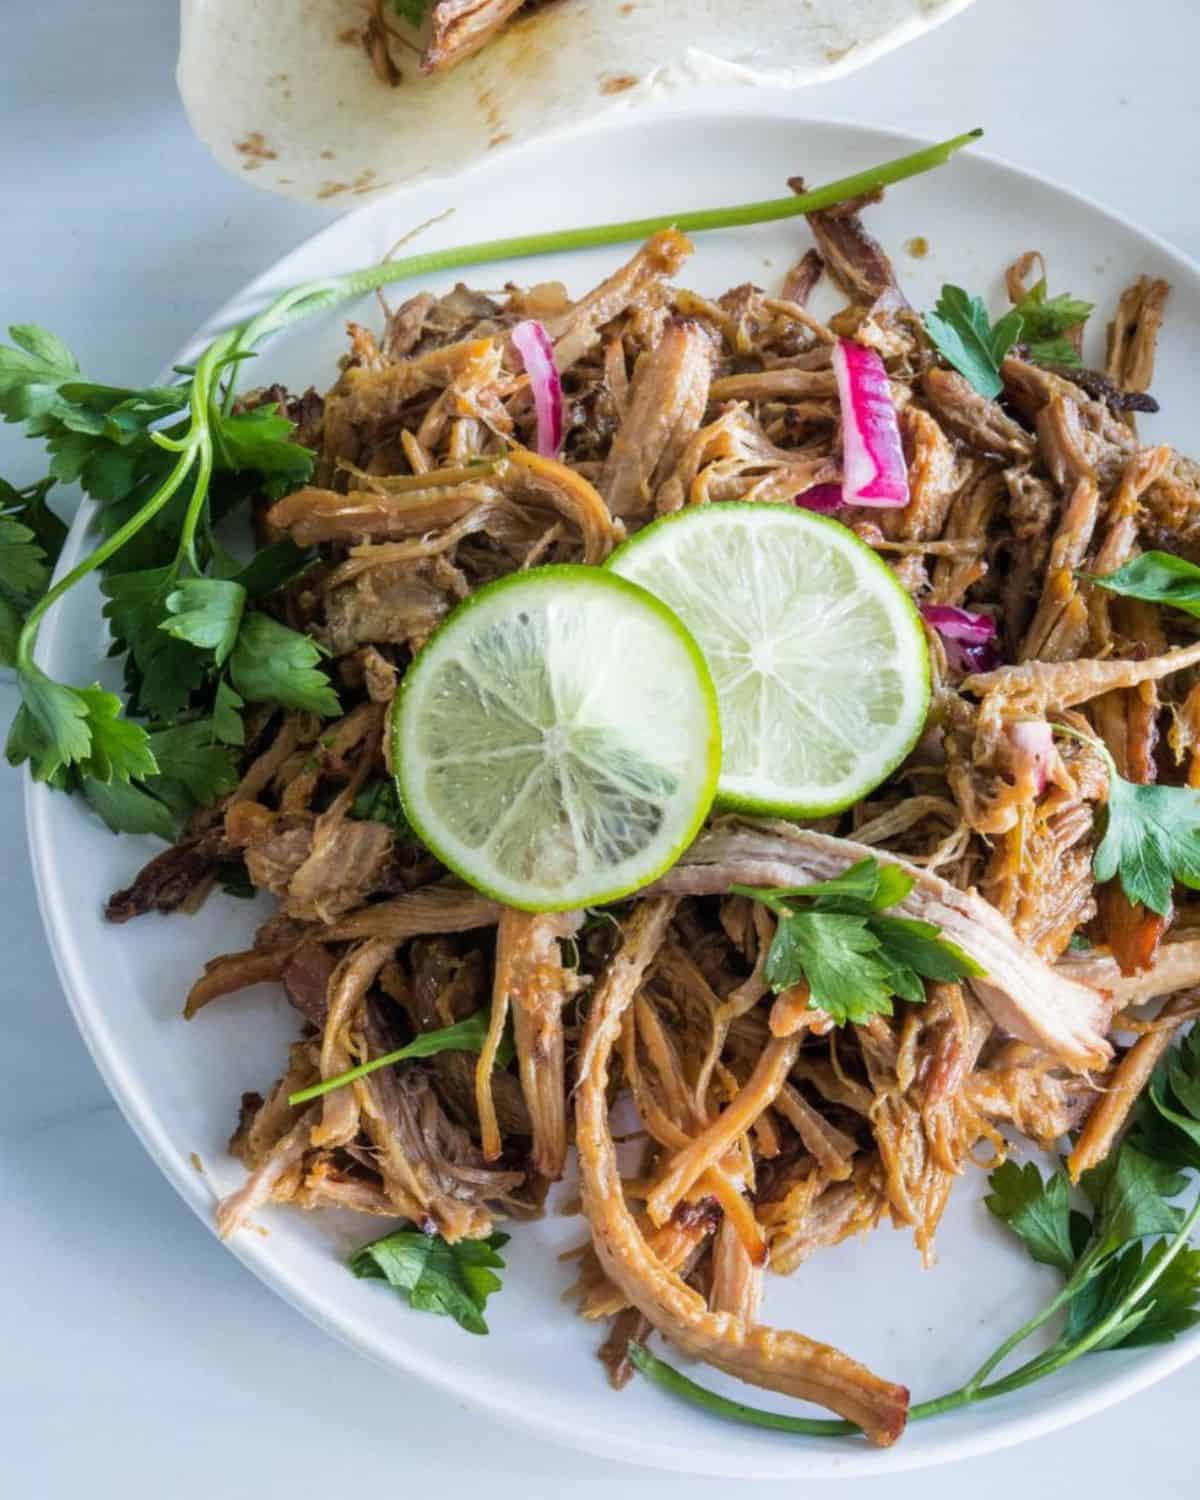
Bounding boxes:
3 1 1198 1493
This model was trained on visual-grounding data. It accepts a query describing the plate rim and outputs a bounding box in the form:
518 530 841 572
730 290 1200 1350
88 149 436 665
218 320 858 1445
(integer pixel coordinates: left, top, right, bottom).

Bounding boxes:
25 110 1200 1478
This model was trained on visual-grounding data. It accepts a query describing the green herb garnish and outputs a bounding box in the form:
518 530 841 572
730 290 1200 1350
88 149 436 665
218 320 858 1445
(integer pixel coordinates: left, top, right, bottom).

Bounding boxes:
287 1007 514 1106
1057 725 1200 917
731 857 983 1025
1087 551 1200 620
350 1226 509 1335
923 285 1024 399
1010 277 1093 366
350 776 414 839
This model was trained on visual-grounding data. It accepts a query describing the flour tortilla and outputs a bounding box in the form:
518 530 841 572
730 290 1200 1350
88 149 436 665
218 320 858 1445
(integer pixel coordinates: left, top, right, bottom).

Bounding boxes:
178 0 975 206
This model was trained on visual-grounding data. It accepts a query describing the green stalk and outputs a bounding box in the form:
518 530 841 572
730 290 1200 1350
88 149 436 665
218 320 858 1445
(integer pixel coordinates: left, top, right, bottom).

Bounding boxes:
630 1188 1200 1440
220 129 981 406
286 1007 503 1106
627 1343 858 1436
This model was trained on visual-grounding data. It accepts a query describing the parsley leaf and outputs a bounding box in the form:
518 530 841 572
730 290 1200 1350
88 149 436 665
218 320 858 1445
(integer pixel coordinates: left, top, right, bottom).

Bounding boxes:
212 405 314 499
1087 551 1200 619
81 775 177 840
161 578 247 666
12 673 158 783
351 776 414 838
923 285 1024 400
212 679 246 746
349 1227 509 1335
229 612 340 717
733 857 984 1025
1010 278 1093 367
985 1161 1077 1273
0 513 50 599
145 721 239 805
1067 729 1200 916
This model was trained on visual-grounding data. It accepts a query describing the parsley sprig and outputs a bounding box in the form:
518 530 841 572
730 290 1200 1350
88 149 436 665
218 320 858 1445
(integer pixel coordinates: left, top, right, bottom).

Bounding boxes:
1056 724 1200 916
731 857 983 1025
350 1226 509 1335
924 286 1024 400
923 275 1092 397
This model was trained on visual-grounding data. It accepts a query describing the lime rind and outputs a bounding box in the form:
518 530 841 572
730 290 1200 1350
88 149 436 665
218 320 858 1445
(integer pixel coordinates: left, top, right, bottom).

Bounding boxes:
607 503 930 818
392 564 721 912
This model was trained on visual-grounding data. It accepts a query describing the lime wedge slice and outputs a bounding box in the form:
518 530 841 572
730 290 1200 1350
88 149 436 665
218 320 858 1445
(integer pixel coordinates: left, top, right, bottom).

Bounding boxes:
392 565 721 911
607 503 930 817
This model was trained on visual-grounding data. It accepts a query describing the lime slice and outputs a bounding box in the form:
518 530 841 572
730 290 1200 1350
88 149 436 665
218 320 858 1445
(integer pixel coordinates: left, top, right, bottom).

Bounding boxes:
607 503 930 817
392 565 721 911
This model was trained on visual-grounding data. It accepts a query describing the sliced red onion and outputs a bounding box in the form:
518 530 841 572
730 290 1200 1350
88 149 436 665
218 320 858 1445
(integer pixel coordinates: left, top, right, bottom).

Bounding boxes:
1008 721 1055 796
831 338 909 508
795 483 844 513
920 603 1001 674
511 319 563 459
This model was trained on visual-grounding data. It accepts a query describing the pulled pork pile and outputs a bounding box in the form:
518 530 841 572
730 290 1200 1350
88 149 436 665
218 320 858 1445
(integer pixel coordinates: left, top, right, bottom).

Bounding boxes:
107 198 1200 1444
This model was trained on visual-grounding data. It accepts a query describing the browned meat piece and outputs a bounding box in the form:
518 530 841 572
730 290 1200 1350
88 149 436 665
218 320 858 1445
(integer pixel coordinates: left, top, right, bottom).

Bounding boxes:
184 947 292 1020
323 563 450 655
709 368 837 403
781 249 825 306
1020 477 1099 662
964 639 1200 714
798 197 899 302
654 822 1113 1072
762 1166 886 1275
269 451 617 564
477 907 581 1174
710 1215 763 1325
575 899 910 1445
421 0 528 73
1142 452 1200 559
598 1307 653 1390
967 1041 1097 1149
921 368 1035 461
1068 990 1196 1180
218 1104 319 1239
1044 365 1159 417
312 938 395 1150
281 941 337 1028
104 828 229 923
356 1002 524 1238
1107 275 1169 396
542 230 693 373
600 322 714 518
325 883 501 942
1057 937 1200 1009
882 405 960 542
645 1037 800 1227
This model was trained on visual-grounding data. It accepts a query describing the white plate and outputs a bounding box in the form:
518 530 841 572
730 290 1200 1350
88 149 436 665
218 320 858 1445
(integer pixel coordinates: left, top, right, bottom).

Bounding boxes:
27 116 1200 1478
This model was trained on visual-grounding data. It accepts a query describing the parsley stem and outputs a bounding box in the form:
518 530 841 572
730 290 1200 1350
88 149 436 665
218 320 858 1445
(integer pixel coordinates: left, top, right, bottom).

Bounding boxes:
285 1007 495 1106
221 128 982 404
960 1271 1086 1395
627 1342 859 1436
15 441 197 675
